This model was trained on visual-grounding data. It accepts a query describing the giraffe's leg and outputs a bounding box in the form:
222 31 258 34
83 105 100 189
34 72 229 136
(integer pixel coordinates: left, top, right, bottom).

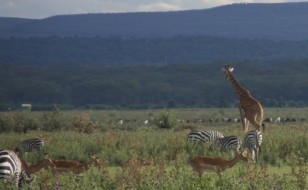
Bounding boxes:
251 115 261 131
239 108 247 131
246 120 250 132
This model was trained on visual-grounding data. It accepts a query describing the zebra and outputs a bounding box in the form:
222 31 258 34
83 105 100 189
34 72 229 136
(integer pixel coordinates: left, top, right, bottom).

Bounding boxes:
243 130 263 162
187 130 224 144
213 135 242 155
15 138 44 154
0 150 34 189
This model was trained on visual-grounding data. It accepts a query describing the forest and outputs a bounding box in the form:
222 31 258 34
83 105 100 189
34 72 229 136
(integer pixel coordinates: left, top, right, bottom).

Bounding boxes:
1 59 308 111
1 36 308 65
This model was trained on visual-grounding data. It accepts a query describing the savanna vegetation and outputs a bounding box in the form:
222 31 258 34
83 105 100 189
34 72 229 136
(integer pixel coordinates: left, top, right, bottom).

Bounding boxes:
0 108 307 189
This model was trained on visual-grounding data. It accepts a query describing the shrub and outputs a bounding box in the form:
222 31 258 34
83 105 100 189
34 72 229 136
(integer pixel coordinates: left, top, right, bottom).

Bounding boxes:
41 106 67 131
5 112 40 133
72 113 99 134
155 111 176 129
0 114 13 133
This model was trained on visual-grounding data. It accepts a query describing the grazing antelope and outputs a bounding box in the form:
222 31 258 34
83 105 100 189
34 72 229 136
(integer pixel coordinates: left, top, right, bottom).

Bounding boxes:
190 150 248 178
21 158 56 174
224 65 264 132
45 155 100 174
0 150 34 189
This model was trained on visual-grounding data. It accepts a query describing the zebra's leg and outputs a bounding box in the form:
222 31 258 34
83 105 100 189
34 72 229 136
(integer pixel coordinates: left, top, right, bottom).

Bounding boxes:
15 172 22 189
251 149 256 162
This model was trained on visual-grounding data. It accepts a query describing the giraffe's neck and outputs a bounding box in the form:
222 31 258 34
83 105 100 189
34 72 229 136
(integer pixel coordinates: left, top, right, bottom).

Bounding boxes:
227 72 246 97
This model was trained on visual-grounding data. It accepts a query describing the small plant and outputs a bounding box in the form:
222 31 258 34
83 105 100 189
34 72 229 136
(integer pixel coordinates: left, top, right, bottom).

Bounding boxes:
72 113 99 134
11 112 39 133
0 114 13 133
155 111 176 129
41 106 67 131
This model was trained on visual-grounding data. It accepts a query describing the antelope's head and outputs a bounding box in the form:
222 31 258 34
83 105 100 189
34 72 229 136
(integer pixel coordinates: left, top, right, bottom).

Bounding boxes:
238 149 249 162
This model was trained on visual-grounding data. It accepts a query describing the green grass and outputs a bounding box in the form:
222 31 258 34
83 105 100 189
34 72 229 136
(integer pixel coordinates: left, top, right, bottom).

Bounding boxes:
0 108 307 189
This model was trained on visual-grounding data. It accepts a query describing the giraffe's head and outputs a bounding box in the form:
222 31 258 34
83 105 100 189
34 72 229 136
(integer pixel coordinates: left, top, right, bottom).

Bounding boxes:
224 65 234 79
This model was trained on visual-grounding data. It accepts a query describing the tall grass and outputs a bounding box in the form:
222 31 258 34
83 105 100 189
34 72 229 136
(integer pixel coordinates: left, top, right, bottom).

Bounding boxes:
0 108 307 189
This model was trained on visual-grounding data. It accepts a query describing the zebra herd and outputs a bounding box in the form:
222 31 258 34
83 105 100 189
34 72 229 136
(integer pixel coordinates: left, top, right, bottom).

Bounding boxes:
0 138 44 189
187 129 262 162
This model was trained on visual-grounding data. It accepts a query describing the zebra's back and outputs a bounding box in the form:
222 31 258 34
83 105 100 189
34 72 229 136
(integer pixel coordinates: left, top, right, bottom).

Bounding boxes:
15 138 44 153
215 135 242 152
187 130 224 144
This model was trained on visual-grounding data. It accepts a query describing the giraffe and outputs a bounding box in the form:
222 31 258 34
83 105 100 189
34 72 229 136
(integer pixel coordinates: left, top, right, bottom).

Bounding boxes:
224 65 264 132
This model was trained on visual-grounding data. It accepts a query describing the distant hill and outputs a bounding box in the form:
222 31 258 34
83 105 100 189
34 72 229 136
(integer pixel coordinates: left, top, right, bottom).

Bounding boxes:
1 36 308 65
0 17 36 35
1 2 308 40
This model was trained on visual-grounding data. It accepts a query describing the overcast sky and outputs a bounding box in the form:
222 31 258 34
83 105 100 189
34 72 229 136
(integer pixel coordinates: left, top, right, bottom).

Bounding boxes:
0 0 306 19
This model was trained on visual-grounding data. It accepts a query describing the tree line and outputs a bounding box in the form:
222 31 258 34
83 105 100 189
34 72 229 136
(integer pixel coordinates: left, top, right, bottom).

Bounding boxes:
1 60 308 111
1 36 308 66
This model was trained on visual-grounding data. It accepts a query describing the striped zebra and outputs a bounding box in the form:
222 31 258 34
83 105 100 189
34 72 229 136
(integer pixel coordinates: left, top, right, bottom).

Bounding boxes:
214 135 242 154
243 130 263 162
187 130 224 144
0 150 33 189
15 138 44 154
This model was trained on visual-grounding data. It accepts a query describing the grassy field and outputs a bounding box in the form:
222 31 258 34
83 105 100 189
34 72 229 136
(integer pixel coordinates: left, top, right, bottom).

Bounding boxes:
0 108 307 189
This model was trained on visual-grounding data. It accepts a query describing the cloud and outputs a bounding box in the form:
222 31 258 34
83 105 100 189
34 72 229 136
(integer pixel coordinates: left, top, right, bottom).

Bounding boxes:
137 2 182 12
0 0 306 18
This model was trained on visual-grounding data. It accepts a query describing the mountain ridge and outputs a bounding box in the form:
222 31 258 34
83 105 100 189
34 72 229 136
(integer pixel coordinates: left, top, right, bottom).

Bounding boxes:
1 2 308 40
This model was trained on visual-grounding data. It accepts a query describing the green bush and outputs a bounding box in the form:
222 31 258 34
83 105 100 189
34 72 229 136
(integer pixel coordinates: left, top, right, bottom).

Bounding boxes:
41 106 68 131
0 114 13 133
155 111 176 129
0 112 40 133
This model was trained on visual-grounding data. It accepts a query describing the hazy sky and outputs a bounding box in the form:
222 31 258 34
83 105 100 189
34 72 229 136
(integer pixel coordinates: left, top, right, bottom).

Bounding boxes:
0 0 306 19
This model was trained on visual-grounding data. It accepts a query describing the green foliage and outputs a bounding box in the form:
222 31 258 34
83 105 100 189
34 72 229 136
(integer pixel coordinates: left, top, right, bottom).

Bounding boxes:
41 106 68 131
155 111 177 129
1 59 308 109
72 113 99 134
0 109 307 189
0 113 13 133
0 112 39 133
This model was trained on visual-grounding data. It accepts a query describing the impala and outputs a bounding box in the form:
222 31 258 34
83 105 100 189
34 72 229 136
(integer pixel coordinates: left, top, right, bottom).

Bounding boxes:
45 155 100 174
21 158 56 174
190 150 248 178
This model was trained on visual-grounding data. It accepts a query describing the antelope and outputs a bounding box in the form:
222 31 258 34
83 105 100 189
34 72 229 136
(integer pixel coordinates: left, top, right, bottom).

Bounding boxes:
45 155 100 174
190 150 248 178
23 153 103 175
21 158 56 174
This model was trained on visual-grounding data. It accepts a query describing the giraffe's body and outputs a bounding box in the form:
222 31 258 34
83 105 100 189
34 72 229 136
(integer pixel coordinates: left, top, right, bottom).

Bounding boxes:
224 65 263 132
